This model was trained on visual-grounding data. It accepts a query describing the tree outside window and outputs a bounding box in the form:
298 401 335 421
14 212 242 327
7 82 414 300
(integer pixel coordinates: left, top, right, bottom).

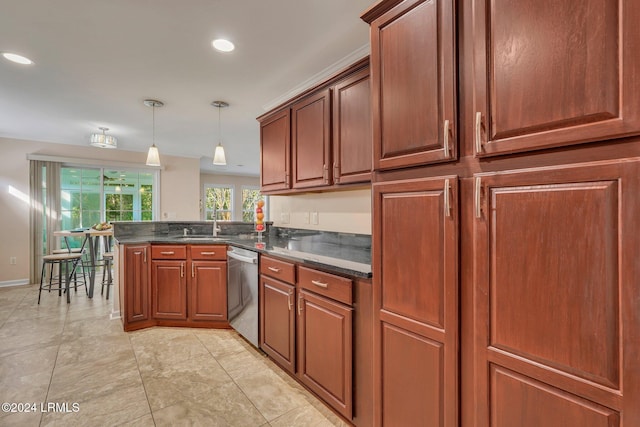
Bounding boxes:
205 186 233 220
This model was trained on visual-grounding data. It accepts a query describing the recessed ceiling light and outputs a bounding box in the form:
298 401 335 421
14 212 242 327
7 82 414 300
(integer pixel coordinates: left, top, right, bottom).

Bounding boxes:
212 39 235 52
2 52 34 65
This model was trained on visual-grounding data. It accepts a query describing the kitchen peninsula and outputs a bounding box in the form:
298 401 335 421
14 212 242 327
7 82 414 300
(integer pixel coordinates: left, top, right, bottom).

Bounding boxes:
112 220 374 426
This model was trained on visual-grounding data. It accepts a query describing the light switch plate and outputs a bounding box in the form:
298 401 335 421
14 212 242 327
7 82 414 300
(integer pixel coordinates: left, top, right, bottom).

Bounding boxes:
303 212 310 224
311 212 319 225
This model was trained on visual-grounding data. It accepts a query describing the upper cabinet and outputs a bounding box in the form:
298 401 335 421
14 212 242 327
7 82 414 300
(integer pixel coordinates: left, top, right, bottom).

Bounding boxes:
260 108 291 192
292 89 331 189
364 0 457 171
333 68 372 184
258 60 371 194
472 0 640 157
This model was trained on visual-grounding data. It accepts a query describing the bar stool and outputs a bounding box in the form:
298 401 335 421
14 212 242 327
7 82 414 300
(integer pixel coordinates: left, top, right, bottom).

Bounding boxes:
38 253 86 304
101 252 114 300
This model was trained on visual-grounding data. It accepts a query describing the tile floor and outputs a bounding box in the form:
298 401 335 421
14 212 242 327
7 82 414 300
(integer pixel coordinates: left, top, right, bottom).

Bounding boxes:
0 284 346 426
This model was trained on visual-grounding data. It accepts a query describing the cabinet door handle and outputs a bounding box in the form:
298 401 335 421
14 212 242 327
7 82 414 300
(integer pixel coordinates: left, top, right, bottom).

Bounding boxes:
160 251 175 255
333 162 339 183
287 292 293 311
285 172 290 186
311 280 328 288
191 262 195 277
475 177 482 219
475 112 483 154
323 164 328 182
443 119 451 157
200 251 216 255
143 248 147 263
180 262 184 278
444 179 451 217
267 266 281 273
297 294 303 315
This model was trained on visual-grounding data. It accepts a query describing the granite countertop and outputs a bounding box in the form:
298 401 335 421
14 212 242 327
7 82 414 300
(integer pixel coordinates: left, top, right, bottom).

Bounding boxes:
114 231 372 279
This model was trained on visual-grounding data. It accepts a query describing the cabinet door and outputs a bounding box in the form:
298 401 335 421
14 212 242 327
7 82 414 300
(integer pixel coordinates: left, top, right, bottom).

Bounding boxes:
472 0 640 156
369 0 456 170
124 245 150 323
332 67 372 184
260 108 290 192
259 275 296 374
373 176 459 426
297 290 353 420
190 261 227 321
152 260 187 320
473 160 640 426
291 89 331 189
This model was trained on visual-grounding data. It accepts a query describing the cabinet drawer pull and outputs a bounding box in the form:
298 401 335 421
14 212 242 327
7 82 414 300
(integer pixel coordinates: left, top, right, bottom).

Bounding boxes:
160 251 175 255
200 251 216 255
311 280 329 288
444 179 451 217
267 266 281 273
475 177 482 219
180 262 184 278
475 112 483 154
443 119 451 157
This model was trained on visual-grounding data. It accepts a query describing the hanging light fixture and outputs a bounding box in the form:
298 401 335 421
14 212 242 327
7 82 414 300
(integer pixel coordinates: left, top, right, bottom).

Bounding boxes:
211 100 228 166
90 127 118 149
144 99 164 166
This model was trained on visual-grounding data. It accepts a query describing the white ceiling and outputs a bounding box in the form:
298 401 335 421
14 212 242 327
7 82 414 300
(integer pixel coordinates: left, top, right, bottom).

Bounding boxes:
0 0 373 176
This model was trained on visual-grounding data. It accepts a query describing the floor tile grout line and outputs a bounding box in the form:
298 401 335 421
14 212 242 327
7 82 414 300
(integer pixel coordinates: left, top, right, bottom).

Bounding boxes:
128 333 158 427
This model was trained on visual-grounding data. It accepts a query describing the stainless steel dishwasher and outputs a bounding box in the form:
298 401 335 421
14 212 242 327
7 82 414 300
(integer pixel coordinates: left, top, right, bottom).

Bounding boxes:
227 246 259 348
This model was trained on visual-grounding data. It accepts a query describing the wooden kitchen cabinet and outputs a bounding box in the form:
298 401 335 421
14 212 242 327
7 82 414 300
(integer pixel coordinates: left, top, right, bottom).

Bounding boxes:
297 289 353 420
260 274 296 374
291 89 331 189
260 108 291 192
189 245 227 321
123 244 151 327
471 0 640 157
364 0 457 171
472 160 640 426
332 67 372 184
152 260 187 320
372 176 459 426
190 261 227 321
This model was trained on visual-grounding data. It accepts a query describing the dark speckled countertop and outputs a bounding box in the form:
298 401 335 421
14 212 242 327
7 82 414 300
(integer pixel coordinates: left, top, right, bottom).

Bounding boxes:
113 222 372 278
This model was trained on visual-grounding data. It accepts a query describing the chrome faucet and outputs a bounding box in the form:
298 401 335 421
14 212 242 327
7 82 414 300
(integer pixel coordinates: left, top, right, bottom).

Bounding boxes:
212 219 221 237
183 228 189 236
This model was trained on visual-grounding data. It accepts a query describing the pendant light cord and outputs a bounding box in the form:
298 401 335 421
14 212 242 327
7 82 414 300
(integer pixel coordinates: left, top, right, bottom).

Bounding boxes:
218 105 221 144
152 104 156 146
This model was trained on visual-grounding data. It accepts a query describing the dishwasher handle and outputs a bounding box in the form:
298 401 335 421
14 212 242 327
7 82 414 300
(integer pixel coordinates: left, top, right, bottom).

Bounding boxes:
227 250 258 264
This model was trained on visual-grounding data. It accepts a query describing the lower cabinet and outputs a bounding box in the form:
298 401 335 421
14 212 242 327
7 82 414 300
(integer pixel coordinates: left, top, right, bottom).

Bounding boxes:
298 289 353 420
123 244 151 327
190 260 227 321
152 260 187 320
259 274 296 374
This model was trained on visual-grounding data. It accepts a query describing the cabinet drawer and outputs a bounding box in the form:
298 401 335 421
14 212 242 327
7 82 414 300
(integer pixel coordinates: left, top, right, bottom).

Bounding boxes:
298 266 352 305
151 245 187 260
190 245 226 260
260 255 296 284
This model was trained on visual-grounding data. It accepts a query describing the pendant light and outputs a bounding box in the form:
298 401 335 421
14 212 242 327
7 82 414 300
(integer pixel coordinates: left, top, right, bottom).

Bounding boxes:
90 127 118 149
211 100 228 165
144 99 164 166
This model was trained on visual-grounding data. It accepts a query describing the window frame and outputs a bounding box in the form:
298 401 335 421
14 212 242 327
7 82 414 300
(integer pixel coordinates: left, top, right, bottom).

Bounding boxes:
204 184 234 221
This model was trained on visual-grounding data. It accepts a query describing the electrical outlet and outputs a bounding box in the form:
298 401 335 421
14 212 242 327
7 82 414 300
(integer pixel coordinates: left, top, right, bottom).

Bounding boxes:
9 257 16 265
303 212 310 224
280 212 290 224
311 212 319 225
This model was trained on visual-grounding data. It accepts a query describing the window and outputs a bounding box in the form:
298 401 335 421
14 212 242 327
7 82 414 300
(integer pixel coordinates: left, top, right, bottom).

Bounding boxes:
61 167 157 230
242 187 267 222
204 185 233 220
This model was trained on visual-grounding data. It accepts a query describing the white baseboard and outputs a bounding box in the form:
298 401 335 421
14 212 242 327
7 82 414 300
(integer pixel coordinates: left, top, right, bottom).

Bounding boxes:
110 310 121 320
0 279 30 288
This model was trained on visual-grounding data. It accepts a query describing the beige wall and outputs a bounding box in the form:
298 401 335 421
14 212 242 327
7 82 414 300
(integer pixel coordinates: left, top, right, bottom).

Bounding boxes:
200 173 259 221
269 188 372 235
0 137 200 284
